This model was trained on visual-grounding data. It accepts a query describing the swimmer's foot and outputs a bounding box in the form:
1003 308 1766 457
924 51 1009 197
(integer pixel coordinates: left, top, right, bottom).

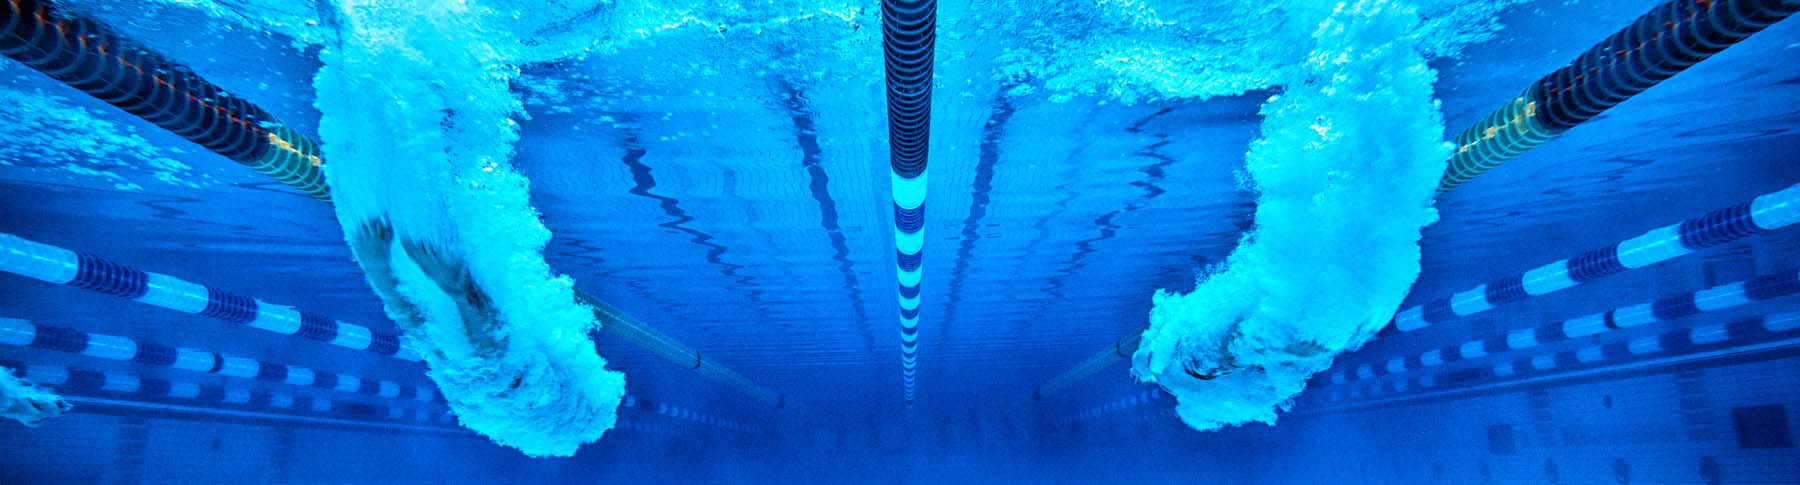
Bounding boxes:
24 393 72 425
1181 352 1242 381
2 379 71 427
1184 366 1232 381
1283 339 1329 358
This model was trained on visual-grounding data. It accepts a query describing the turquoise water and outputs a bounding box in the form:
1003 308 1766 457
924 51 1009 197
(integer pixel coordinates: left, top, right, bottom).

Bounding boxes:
2 0 1799 482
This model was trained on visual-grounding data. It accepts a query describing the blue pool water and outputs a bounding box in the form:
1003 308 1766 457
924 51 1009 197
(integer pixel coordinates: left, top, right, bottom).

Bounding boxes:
1 0 1799 482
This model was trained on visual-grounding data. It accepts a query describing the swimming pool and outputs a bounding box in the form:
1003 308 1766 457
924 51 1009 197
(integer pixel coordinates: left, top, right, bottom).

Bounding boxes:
1 0 1797 482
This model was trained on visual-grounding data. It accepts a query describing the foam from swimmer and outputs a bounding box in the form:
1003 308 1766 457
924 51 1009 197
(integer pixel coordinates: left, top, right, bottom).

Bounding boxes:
1131 0 1458 431
980 0 1523 104
314 0 625 457
0 77 206 191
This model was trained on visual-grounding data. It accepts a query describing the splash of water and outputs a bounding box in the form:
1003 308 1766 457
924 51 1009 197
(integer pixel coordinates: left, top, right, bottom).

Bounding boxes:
0 81 202 191
314 0 624 457
1131 0 1457 430
983 0 1521 104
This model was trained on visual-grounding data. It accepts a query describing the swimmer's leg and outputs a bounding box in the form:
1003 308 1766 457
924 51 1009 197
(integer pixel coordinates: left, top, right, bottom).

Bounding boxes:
349 217 426 331
21 388 71 424
400 239 505 354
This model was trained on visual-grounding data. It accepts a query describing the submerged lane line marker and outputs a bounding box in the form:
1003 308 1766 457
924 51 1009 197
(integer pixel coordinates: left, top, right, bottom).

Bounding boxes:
882 0 937 404
0 233 420 361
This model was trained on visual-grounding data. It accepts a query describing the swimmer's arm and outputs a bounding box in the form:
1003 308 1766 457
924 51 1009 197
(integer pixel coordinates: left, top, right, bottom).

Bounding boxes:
400 240 507 355
349 219 426 331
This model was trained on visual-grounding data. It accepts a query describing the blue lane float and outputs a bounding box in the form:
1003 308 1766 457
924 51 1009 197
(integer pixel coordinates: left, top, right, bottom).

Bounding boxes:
1057 388 1168 424
648 400 751 433
882 0 937 404
0 0 780 418
1387 183 1800 334
1335 268 1800 385
0 360 448 425
0 317 439 403
0 233 420 361
1440 0 1800 191
1310 311 1800 408
1034 334 1145 400
0 0 330 199
1031 0 1800 403
1037 182 1800 403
